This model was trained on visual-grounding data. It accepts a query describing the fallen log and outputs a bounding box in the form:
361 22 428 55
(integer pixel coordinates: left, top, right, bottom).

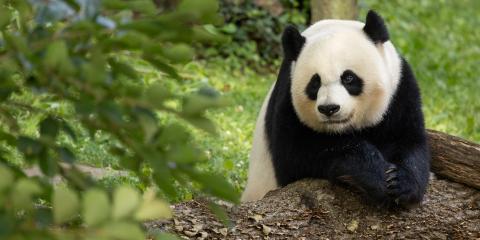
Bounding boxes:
147 130 480 238
428 129 480 190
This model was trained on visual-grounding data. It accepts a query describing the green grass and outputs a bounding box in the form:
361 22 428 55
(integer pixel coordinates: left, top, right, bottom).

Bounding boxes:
362 0 480 140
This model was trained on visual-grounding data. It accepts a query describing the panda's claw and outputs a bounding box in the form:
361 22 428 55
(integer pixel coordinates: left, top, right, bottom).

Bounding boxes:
385 166 397 174
386 180 399 189
386 175 398 183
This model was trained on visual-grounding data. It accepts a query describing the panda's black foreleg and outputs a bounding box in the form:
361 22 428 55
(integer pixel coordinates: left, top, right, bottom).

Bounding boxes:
384 144 430 207
326 141 396 206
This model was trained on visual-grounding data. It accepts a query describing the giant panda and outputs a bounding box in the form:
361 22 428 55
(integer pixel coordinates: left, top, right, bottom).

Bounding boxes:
241 10 430 207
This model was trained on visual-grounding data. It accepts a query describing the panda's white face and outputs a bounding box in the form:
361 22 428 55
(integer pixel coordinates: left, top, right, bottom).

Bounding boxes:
290 21 401 133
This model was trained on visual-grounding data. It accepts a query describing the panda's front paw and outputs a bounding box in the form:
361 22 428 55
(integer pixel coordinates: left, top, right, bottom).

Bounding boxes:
385 164 421 207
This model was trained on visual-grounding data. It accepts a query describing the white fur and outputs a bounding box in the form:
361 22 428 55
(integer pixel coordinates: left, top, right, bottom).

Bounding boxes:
291 20 401 133
241 19 402 201
241 86 278 202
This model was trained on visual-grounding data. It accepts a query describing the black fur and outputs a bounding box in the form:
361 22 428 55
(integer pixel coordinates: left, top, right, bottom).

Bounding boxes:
305 74 321 100
265 24 430 208
341 70 363 96
363 10 389 44
282 25 306 61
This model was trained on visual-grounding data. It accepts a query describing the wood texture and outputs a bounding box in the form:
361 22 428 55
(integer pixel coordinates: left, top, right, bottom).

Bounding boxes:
428 129 480 190
310 0 358 22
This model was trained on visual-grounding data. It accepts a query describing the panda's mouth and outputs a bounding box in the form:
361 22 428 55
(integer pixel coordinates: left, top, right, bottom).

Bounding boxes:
322 112 353 124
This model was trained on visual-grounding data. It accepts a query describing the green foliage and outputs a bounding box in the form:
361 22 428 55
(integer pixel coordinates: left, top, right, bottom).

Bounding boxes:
0 0 238 238
361 0 480 141
208 0 306 69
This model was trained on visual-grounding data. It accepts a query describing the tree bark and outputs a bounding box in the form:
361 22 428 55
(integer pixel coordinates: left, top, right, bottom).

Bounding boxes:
428 129 480 189
147 130 480 238
310 0 358 22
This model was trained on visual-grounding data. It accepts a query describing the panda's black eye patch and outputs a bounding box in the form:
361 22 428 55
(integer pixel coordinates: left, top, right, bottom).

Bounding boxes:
305 74 321 100
341 70 363 96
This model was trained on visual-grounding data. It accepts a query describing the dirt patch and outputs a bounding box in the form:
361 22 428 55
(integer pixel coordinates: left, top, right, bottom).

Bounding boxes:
147 176 480 239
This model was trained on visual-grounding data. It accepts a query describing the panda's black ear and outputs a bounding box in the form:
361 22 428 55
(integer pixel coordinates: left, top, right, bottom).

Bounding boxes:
363 10 389 44
282 25 306 61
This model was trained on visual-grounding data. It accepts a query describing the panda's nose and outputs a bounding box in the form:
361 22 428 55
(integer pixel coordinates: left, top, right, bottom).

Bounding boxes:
317 104 340 117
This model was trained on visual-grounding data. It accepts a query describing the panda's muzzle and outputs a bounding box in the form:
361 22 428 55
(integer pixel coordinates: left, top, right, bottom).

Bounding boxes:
322 112 354 124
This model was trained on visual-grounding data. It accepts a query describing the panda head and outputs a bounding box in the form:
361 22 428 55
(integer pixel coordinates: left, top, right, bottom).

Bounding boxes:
285 10 402 133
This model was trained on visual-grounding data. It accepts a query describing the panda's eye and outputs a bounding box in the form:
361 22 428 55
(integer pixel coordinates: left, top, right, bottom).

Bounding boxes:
341 72 356 85
305 74 321 100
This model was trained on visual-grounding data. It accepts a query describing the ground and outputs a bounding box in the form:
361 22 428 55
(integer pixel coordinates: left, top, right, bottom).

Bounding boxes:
147 177 480 239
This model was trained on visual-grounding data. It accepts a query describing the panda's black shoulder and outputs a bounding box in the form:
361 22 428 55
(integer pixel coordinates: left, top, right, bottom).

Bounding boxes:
265 60 305 142
373 57 427 143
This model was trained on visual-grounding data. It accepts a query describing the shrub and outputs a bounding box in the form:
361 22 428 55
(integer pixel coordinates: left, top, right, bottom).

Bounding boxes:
0 0 237 239
205 0 307 69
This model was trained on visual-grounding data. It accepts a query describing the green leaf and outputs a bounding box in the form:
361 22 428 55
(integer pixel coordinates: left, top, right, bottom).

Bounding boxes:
177 0 220 23
166 145 205 163
101 221 145 240
35 207 54 229
186 170 239 203
43 40 74 74
157 124 190 145
134 108 158 143
160 44 194 63
134 199 171 221
103 0 156 15
39 153 57 177
17 136 44 159
0 130 15 146
143 83 171 108
112 186 140 220
62 0 81 11
119 156 140 171
151 167 177 199
82 54 107 84
61 121 77 141
185 116 216 134
39 116 60 140
208 202 232 227
12 179 43 211
108 58 138 79
143 55 180 80
0 6 12 29
98 101 124 125
2 32 29 56
0 165 14 192
102 0 129 10
102 32 149 51
182 93 230 116
53 187 79 224
192 25 229 43
83 188 111 226
57 147 76 163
